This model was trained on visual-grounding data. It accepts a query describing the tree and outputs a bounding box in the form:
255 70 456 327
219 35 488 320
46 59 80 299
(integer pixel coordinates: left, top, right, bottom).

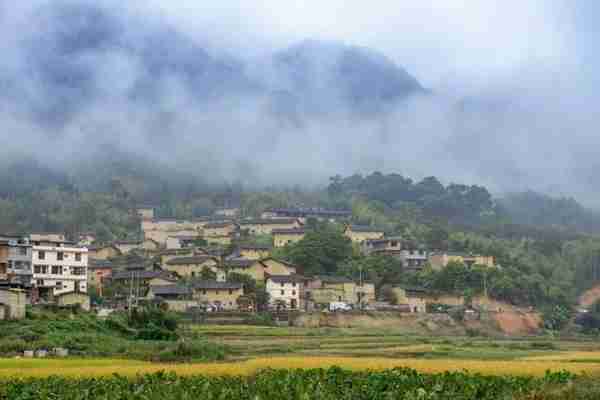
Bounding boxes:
282 224 353 275
199 266 217 281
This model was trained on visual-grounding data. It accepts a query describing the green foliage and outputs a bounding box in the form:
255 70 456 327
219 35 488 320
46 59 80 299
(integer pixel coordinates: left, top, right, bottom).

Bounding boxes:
0 368 578 400
279 223 353 275
542 305 573 331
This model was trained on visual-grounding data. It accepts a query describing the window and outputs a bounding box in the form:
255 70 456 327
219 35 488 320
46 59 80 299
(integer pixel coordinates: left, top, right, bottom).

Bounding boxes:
292 290 296 295
19 247 27 255
57 252 63 261
34 265 48 274
75 253 81 261
391 241 398 247
71 267 86 276
280 290 284 295
51 265 62 275
228 289 233 295
55 281 62 289
38 251 45 260
201 290 207 295
292 282 297 287
216 290 220 295
280 282 284 287
36 279 44 286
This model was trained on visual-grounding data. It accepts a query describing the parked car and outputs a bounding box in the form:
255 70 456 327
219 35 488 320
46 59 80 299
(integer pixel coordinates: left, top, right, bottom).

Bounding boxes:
329 302 352 312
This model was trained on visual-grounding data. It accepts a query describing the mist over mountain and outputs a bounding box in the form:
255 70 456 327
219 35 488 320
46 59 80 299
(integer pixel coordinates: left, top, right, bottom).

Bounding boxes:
2 0 600 207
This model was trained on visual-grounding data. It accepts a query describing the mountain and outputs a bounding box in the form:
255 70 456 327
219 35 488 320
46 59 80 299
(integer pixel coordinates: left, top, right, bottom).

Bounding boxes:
0 2 425 130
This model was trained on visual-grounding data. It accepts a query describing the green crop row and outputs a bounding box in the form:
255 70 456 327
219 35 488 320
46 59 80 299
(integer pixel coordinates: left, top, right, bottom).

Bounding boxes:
0 367 583 400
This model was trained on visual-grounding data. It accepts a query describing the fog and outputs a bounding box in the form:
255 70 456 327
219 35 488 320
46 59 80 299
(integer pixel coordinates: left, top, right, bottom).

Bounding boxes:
1 0 600 204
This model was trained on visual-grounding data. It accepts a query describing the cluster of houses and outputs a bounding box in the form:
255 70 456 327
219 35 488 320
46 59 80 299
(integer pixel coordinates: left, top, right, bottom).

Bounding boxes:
0 204 496 319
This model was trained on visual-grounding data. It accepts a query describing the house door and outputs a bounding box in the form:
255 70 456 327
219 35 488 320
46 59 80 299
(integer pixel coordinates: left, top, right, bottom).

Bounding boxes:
290 299 297 309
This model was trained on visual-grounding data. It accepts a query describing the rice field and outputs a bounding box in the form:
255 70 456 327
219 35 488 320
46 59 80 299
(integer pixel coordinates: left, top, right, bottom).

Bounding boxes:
2 354 600 378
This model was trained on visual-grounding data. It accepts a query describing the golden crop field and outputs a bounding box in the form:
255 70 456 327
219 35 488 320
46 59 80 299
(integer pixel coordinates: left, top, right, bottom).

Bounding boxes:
2 355 600 378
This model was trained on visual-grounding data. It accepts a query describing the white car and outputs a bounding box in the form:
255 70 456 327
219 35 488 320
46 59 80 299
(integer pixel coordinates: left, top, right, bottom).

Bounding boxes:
329 302 352 312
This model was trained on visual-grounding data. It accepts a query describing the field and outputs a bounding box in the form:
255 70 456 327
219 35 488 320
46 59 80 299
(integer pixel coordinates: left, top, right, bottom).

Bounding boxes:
4 324 600 398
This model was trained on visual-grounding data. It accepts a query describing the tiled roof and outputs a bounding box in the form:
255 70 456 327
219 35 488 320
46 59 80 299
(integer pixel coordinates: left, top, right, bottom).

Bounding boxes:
150 285 191 296
239 244 272 250
111 270 170 280
348 225 384 233
88 259 114 269
193 280 242 290
266 274 307 283
165 256 216 265
239 219 297 225
313 275 353 284
225 258 255 268
272 228 305 235
204 222 234 229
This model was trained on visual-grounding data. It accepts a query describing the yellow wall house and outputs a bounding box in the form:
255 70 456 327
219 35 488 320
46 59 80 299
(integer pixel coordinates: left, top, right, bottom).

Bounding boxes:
239 219 301 235
226 258 266 282
272 228 305 248
238 245 272 260
388 286 428 313
202 222 237 237
0 241 8 279
343 225 384 243
88 244 122 260
428 252 495 270
192 281 243 310
55 292 91 311
164 256 223 280
260 258 298 276
156 248 196 265
0 287 26 320
114 240 142 255
307 276 375 306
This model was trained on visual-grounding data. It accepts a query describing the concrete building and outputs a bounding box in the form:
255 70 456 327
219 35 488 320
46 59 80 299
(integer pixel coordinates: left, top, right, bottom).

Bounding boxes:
272 228 305 248
266 274 305 310
30 238 88 299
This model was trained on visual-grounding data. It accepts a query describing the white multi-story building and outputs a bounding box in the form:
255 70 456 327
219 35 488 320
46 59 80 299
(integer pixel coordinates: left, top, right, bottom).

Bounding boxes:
30 238 88 298
266 274 305 310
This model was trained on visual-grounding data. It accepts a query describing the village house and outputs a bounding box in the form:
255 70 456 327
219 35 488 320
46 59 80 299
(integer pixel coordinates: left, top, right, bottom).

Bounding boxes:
261 208 351 222
428 252 495 270
225 258 264 281
272 228 305 248
202 221 237 237
163 256 223 280
266 274 305 310
87 244 122 260
55 291 91 311
306 276 375 307
260 258 299 276
141 218 209 246
28 237 88 300
87 259 113 296
109 269 176 297
192 281 243 310
214 207 240 218
238 244 272 260
166 234 199 250
136 205 156 220
238 219 301 235
205 235 232 246
361 238 428 271
155 248 197 265
77 232 96 246
1 236 32 282
343 225 384 243
384 286 428 313
114 240 141 255
0 239 9 280
0 282 27 320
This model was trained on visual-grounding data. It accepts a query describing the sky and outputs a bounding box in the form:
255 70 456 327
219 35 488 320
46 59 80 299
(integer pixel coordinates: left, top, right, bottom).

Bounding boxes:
2 0 600 204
